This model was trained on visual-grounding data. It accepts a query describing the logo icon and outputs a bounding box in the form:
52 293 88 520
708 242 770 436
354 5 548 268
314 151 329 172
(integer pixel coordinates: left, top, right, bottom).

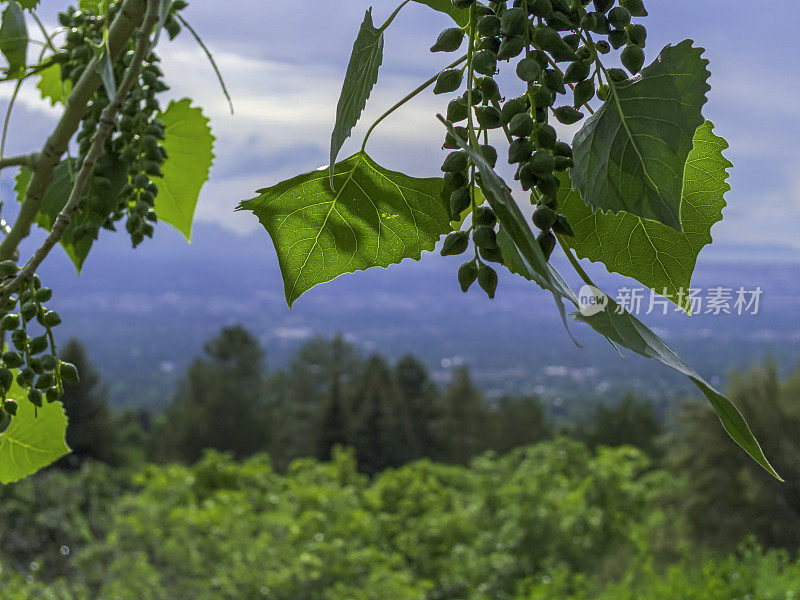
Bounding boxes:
578 285 609 317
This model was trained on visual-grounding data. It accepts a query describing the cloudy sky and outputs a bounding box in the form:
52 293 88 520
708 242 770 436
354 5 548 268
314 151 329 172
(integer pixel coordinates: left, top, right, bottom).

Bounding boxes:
5 0 800 258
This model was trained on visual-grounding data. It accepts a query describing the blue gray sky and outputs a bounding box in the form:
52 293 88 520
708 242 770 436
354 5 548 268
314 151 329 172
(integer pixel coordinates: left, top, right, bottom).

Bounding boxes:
5 0 800 259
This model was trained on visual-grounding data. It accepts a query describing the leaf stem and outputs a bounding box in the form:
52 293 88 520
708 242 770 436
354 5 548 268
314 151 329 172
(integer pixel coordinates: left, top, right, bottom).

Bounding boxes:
379 0 412 32
466 4 477 221
174 13 234 114
556 233 592 286
360 53 467 152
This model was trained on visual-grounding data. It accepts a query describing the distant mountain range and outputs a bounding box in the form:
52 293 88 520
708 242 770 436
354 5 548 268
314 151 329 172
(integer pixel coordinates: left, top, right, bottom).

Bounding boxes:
32 220 800 412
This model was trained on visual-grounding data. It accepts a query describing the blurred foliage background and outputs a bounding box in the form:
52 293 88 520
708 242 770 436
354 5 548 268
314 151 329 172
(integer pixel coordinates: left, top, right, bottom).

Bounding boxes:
1 326 799 599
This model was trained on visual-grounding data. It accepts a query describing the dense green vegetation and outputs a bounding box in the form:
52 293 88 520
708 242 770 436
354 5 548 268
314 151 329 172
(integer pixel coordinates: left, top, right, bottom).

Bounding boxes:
0 328 797 598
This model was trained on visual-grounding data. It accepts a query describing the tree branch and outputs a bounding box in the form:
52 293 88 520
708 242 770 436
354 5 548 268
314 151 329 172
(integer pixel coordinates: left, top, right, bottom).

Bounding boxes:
0 0 148 261
1 0 160 297
0 153 38 170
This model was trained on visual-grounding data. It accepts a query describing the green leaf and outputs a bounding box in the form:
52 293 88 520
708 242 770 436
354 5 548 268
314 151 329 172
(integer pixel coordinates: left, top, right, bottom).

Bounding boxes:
0 0 27 78
575 293 781 480
152 98 215 240
571 41 710 231
35 63 71 105
561 121 730 313
238 151 450 308
411 0 470 26
16 0 39 10
0 381 70 485
14 153 128 272
329 9 384 188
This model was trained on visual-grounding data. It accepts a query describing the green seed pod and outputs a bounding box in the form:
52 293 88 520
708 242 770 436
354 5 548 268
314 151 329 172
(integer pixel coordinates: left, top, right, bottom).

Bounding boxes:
0 260 18 277
434 69 464 94
627 23 647 47
496 36 525 61
620 0 648 16
542 69 565 94
608 6 631 28
531 84 555 108
60 362 80 385
477 15 501 37
580 12 597 31
621 44 645 74
443 126 469 151
479 246 504 265
509 113 534 138
589 12 610 34
444 170 468 193
19 290 32 303
475 106 502 129
460 89 483 105
431 27 465 53
29 335 48 355
35 373 55 390
3 399 17 416
593 0 614 12
473 226 498 250
473 206 497 228
0 368 12 391
144 161 163 177
458 261 479 293
530 0 554 18
516 57 542 83
133 173 150 188
500 96 529 124
451 0 475 8
10 329 27 351
476 77 501 102
606 68 628 83
28 388 43 408
29 356 43 374
573 79 595 107
575 44 594 63
518 161 539 191
20 301 38 322
1 314 20 330
40 354 58 371
553 106 584 125
16 367 34 387
537 173 561 198
450 187 471 218
546 11 573 31
597 83 610 100
564 61 591 84
441 232 470 256
508 138 534 164
446 99 469 123
46 387 62 403
532 206 557 230
2 297 16 311
595 40 611 54
472 49 497 76
477 264 498 299
608 29 629 50
554 155 573 171
535 124 557 149
477 36 501 54
552 214 575 236
500 7 527 37
480 145 498 168
538 231 557 260
529 151 556 176
441 151 469 173
42 310 62 328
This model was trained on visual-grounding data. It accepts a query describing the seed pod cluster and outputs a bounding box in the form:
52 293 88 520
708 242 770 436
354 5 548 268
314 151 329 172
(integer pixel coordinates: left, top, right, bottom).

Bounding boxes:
433 0 647 293
55 1 187 248
0 265 77 418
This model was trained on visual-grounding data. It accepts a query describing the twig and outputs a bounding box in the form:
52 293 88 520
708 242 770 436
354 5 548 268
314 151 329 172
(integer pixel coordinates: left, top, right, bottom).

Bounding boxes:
0 0 148 261
1 0 161 298
0 153 38 170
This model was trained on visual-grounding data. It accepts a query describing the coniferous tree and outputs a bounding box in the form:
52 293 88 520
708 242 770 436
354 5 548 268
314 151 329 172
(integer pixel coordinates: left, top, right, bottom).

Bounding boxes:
435 367 489 464
394 354 440 459
56 339 117 469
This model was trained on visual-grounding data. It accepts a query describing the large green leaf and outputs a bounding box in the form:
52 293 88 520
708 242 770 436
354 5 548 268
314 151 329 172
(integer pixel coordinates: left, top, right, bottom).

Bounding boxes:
15 153 128 272
329 9 384 188
571 41 710 231
238 151 450 308
412 0 470 26
151 98 215 240
0 381 70 485
576 294 780 480
36 63 70 105
0 0 27 77
561 121 730 313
